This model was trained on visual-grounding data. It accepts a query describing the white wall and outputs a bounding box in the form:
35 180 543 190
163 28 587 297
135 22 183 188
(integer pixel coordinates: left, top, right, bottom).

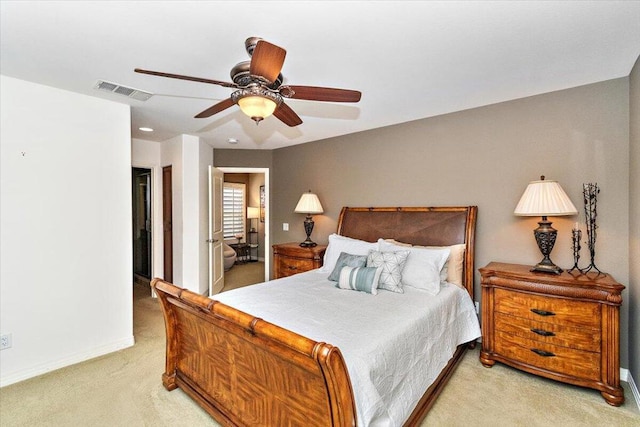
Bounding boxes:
177 135 213 295
0 76 133 386
181 136 200 291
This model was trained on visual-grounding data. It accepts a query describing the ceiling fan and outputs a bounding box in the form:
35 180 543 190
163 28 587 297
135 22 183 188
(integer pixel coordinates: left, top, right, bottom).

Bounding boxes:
135 37 362 127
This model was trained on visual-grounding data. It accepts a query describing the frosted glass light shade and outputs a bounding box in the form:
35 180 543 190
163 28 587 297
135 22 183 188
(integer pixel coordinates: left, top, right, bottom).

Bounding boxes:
247 206 260 219
238 96 277 120
294 192 324 214
514 178 577 217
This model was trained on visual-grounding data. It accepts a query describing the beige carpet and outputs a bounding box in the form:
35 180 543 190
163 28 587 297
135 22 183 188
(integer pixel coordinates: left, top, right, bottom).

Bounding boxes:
0 280 638 427
221 261 265 293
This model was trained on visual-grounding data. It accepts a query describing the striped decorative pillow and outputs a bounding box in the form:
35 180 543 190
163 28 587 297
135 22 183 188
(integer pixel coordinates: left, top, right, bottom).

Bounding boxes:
336 266 382 295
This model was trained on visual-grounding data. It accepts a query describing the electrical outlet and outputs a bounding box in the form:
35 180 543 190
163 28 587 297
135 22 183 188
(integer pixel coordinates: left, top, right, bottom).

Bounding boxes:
283 223 289 231
0 333 12 350
475 301 480 315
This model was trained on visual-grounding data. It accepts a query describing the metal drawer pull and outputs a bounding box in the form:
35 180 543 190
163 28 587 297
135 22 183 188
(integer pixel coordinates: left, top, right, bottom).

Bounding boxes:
531 348 556 357
288 266 298 270
530 328 555 337
530 308 555 317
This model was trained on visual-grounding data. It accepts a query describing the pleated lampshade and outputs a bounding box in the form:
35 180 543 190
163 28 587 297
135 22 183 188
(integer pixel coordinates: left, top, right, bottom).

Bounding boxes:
514 177 577 217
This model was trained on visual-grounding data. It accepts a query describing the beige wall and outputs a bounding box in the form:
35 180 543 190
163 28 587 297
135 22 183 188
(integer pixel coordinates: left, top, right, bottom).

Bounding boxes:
629 57 639 384
271 78 631 368
214 148 273 169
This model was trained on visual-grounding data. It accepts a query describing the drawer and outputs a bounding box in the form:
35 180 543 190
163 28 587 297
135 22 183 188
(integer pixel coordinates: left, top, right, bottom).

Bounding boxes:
495 331 600 381
494 288 600 329
276 257 313 277
495 312 600 352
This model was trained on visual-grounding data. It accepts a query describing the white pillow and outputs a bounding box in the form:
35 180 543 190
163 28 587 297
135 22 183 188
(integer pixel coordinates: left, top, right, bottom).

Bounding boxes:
384 239 449 282
321 234 378 273
384 239 466 288
426 243 465 288
378 239 450 294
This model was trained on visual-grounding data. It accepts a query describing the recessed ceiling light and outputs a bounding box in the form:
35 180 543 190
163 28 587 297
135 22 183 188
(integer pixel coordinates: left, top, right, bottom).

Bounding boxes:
227 138 239 144
139 127 154 132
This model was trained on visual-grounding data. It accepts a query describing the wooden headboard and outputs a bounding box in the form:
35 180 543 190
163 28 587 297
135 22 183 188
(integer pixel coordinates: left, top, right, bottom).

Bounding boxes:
336 206 478 297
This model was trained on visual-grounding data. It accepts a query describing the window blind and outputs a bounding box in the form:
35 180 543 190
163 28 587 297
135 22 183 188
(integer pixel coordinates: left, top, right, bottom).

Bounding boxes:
223 183 246 239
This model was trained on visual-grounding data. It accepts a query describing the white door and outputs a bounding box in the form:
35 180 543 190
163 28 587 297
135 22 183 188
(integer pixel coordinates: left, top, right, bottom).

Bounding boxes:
209 166 224 295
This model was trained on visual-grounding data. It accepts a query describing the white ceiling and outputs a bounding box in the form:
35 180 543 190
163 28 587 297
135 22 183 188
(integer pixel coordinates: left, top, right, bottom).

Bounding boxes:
1 1 639 150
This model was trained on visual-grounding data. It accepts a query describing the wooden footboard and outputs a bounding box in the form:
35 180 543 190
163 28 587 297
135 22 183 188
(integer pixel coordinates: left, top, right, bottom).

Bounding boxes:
151 278 357 427
151 206 477 426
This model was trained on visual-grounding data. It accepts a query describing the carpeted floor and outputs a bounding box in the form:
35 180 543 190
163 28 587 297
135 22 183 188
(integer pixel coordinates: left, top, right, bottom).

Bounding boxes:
221 261 265 292
0 278 638 426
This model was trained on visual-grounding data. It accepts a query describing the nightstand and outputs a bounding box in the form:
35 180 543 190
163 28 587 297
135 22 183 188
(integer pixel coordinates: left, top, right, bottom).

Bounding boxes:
272 242 327 279
479 262 625 406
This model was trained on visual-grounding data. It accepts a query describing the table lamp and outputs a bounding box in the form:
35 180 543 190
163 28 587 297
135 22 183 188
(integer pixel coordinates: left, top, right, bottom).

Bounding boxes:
247 206 260 232
294 191 323 247
514 176 577 274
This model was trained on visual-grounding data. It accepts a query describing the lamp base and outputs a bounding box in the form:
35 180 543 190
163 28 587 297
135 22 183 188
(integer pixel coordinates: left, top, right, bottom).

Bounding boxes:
531 216 562 275
299 215 317 247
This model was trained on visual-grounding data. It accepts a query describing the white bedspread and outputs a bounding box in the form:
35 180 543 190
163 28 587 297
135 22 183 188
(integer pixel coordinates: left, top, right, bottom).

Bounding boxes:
215 269 481 427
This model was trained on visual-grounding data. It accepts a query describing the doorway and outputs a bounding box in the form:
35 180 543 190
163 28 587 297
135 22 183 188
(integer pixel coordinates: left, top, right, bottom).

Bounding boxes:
132 168 152 282
219 167 270 284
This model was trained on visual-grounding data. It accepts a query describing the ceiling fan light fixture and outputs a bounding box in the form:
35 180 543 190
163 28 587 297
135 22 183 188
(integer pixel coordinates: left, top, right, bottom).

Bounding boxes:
232 88 281 124
237 95 277 123
136 37 360 127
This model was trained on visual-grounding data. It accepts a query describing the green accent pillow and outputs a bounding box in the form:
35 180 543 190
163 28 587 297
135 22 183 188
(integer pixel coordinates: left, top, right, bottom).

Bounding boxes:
336 266 382 295
328 252 368 282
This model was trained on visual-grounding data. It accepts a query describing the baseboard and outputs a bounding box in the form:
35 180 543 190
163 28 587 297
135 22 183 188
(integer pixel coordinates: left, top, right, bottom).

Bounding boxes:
0 336 135 388
623 368 640 412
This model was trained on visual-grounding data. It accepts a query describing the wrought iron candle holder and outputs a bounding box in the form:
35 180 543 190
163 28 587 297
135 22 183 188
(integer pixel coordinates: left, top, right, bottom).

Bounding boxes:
579 182 603 275
568 227 582 273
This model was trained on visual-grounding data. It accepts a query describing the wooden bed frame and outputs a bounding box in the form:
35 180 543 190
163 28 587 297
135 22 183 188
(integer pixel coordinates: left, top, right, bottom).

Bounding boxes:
151 206 477 426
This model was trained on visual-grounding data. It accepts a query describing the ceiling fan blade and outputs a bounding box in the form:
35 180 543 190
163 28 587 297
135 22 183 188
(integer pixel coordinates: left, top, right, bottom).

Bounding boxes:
280 85 361 103
134 68 237 88
273 102 303 127
249 40 286 83
194 98 236 118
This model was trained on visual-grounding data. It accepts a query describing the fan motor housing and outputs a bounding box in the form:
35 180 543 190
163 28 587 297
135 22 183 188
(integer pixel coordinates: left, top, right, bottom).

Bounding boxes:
230 61 283 89
245 36 262 56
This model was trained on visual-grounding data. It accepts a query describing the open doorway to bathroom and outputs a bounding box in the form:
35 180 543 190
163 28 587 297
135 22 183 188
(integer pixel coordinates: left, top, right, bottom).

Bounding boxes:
132 167 152 292
219 167 269 292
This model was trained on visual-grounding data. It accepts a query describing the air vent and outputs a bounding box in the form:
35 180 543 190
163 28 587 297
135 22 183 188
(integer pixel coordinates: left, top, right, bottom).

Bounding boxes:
94 80 153 101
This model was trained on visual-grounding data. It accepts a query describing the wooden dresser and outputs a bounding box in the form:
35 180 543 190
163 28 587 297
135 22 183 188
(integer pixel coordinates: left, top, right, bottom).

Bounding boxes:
273 242 327 279
479 262 625 406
